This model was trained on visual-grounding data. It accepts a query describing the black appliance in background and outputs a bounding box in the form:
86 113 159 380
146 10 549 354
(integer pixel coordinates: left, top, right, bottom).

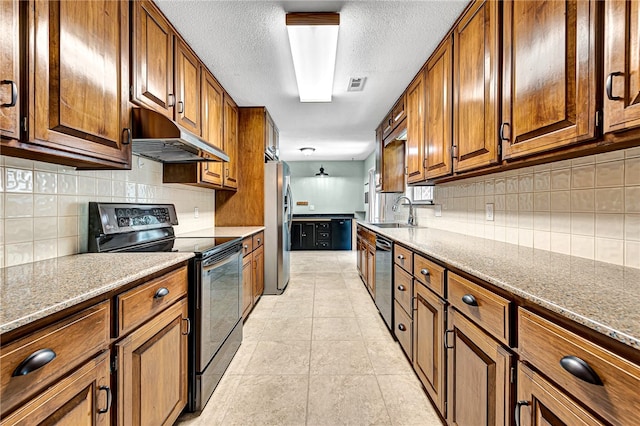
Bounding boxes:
331 218 352 250
87 202 243 414
374 235 393 330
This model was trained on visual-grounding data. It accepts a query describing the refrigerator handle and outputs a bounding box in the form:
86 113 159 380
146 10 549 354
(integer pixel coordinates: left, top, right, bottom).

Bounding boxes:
286 185 294 225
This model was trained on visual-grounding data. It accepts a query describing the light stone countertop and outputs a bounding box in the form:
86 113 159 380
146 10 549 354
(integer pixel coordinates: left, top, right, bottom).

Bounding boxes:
0 252 194 335
177 226 265 239
358 222 640 351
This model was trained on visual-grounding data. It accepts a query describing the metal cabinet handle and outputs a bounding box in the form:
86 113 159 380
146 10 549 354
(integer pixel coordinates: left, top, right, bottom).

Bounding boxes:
514 400 530 426
606 72 623 101
98 385 112 414
178 101 184 114
397 285 406 291
154 287 170 299
257 238 261 244
499 122 510 142
1 80 18 107
243 244 248 250
559 355 603 385
168 94 175 107
182 318 191 335
122 128 131 145
12 348 56 376
462 294 478 306
397 254 405 260
398 323 406 332
420 268 429 276
444 329 454 349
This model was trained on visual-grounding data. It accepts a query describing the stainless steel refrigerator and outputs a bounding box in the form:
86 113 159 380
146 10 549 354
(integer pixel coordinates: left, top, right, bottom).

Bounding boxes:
264 161 292 294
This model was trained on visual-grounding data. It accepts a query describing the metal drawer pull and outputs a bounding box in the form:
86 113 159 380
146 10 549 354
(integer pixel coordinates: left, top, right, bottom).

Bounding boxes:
168 94 175 107
606 72 623 101
420 268 429 276
499 122 510 142
257 238 261 244
444 329 454 349
244 244 248 250
122 128 131 145
397 285 406 291
178 101 184 114
154 287 170 299
1 80 18 107
98 385 112 414
182 318 191 335
462 294 478 306
397 254 405 260
560 355 603 386
12 348 56 376
398 323 406 332
514 400 530 426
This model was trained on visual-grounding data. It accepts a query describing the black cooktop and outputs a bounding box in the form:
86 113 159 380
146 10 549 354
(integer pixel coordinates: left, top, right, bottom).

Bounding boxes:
172 237 241 257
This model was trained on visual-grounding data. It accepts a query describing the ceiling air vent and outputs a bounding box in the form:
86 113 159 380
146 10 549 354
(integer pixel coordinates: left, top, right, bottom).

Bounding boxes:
347 77 366 92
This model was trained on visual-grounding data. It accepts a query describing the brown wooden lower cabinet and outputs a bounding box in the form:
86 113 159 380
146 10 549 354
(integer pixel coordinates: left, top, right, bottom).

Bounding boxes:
446 308 512 425
116 298 188 426
413 281 446 417
252 244 264 304
1 351 112 426
516 362 603 426
241 231 265 319
242 252 253 318
366 244 375 297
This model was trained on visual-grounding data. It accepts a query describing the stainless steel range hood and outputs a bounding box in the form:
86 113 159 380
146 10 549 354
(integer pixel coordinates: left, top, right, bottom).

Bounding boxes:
131 108 229 163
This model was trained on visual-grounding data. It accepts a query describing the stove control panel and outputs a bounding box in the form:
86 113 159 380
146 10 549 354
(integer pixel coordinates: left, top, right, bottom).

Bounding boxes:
115 207 172 227
89 202 178 235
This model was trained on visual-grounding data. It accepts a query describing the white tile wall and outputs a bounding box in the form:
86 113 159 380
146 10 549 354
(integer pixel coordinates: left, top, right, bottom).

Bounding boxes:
392 147 640 269
0 155 216 267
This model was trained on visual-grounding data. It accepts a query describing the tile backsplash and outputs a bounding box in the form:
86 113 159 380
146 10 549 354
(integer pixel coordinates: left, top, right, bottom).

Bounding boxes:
0 155 215 267
393 146 640 269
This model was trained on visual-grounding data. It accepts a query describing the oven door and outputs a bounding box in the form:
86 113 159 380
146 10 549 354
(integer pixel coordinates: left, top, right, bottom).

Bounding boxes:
195 246 242 372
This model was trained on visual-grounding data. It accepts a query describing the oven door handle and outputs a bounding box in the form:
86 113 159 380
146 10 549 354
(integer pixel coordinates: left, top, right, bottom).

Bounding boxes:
202 252 239 270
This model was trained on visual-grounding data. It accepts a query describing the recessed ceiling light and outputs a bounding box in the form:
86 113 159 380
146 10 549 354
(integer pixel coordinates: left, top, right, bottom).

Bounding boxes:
286 12 340 103
300 147 316 156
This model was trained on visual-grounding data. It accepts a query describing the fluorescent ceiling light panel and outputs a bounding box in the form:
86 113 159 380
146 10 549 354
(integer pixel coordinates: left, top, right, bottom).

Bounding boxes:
286 13 339 103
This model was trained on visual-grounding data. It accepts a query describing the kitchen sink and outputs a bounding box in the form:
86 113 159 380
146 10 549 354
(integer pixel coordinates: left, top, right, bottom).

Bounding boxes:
369 222 414 228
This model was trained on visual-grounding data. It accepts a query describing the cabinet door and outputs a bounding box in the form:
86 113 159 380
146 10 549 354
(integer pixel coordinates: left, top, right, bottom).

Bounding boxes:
454 0 500 173
367 246 375 297
425 37 453 180
375 125 384 190
1 351 112 426
242 254 253 318
603 0 640 134
291 223 303 250
516 362 604 426
117 299 188 426
0 0 20 140
252 245 264 304
502 0 598 160
301 223 316 250
406 72 426 183
175 40 201 135
131 0 174 118
200 70 224 186
413 282 446 417
447 308 512 425
223 94 238 189
29 0 131 168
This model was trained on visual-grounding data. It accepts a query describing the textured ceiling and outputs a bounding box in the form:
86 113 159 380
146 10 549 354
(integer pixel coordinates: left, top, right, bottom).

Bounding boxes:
155 0 470 161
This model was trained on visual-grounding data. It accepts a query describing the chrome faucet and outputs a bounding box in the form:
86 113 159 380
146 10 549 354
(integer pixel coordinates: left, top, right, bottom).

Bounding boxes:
392 196 416 226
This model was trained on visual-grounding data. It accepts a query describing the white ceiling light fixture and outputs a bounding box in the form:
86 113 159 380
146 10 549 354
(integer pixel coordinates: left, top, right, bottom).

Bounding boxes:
286 12 340 103
299 147 316 156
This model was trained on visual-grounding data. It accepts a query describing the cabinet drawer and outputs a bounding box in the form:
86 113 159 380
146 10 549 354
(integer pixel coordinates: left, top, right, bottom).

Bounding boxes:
518 309 640 426
413 254 445 298
394 300 412 361
317 241 331 249
1 301 110 414
394 245 413 273
393 265 413 315
448 272 511 346
316 222 330 230
252 231 264 249
117 266 188 336
317 231 330 240
242 237 253 256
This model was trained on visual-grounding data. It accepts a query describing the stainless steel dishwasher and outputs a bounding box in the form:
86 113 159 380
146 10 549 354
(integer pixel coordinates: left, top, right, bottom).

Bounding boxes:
374 235 393 330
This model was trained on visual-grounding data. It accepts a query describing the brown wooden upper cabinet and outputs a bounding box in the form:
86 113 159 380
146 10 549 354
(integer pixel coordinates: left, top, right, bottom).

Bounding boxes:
0 0 20 141
603 0 640 135
453 0 500 173
223 94 239 189
501 0 599 160
131 0 175 119
5 0 132 169
200 70 225 186
406 71 426 183
425 36 453 180
383 94 406 139
265 110 279 156
175 40 202 135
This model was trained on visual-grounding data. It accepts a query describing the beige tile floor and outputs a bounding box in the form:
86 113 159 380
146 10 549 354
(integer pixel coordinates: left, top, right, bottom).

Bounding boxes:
177 250 443 426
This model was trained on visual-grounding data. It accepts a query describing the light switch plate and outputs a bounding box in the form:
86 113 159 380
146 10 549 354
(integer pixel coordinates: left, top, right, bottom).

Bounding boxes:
485 203 494 221
435 204 442 217
194 207 199 218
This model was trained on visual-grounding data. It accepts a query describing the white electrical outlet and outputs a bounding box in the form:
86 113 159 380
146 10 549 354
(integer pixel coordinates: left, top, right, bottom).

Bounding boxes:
485 203 494 221
309 205 315 211
435 204 442 217
194 207 199 218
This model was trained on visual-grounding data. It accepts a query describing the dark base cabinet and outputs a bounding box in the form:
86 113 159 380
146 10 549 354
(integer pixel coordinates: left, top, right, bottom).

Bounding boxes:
291 218 352 250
